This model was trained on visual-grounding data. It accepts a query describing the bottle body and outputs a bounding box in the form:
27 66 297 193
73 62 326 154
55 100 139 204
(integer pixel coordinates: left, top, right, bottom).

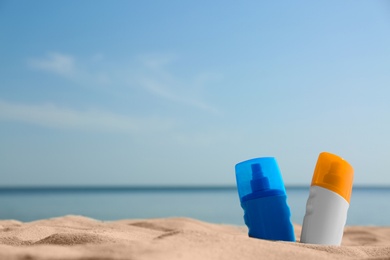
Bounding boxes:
235 157 295 242
241 194 295 241
300 185 349 245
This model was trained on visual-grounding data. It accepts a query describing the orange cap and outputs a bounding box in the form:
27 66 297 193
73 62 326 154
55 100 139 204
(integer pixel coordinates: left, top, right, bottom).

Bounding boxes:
311 152 354 203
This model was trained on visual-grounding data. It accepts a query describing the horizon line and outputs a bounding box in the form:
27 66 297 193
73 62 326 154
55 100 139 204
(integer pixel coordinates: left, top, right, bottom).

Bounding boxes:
0 184 388 193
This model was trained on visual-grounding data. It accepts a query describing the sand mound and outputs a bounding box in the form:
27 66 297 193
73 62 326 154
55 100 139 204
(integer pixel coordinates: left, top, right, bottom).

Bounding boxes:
0 215 390 260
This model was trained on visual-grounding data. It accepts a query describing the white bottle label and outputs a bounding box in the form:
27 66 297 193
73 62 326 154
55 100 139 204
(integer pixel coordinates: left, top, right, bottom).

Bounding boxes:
300 185 349 245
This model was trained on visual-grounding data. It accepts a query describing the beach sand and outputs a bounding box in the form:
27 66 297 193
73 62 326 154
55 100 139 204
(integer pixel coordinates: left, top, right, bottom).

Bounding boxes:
1 215 390 260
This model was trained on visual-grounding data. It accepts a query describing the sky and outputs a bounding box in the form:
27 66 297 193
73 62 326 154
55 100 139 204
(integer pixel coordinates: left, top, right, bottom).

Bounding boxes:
0 1 390 186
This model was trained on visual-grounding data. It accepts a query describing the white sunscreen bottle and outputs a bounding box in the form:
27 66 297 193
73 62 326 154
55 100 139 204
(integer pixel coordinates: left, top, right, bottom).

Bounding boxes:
300 152 354 245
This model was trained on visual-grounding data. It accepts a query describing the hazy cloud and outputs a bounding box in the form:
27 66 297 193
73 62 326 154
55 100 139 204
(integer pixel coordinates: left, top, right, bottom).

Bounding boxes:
138 53 178 69
0 100 174 134
137 55 221 115
28 52 113 87
27 51 221 115
139 78 220 115
28 52 75 77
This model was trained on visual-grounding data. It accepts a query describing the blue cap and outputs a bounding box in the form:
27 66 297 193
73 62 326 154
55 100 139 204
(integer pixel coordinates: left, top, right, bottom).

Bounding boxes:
235 157 286 202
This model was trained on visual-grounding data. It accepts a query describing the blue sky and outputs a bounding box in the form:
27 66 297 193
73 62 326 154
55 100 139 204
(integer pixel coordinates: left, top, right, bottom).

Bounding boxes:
1 1 390 186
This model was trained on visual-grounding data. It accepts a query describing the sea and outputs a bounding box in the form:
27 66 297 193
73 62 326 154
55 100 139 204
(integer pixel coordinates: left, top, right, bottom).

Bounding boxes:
0 186 389 226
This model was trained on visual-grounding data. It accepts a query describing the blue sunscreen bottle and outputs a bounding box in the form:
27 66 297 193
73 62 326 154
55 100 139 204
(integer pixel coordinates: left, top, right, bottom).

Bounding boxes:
235 157 295 241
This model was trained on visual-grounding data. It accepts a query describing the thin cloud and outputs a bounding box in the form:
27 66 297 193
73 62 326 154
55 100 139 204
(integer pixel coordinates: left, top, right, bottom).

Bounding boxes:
139 78 220 115
28 52 114 88
27 51 221 115
174 131 243 147
137 55 221 115
138 53 178 70
0 100 174 134
28 52 75 77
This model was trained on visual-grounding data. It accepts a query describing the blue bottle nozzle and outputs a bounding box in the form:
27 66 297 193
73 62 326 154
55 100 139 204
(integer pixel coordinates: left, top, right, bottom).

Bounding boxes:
250 163 270 191
236 157 286 202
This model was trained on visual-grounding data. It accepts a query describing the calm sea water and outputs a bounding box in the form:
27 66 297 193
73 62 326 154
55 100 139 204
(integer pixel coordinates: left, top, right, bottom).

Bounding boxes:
0 187 388 226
